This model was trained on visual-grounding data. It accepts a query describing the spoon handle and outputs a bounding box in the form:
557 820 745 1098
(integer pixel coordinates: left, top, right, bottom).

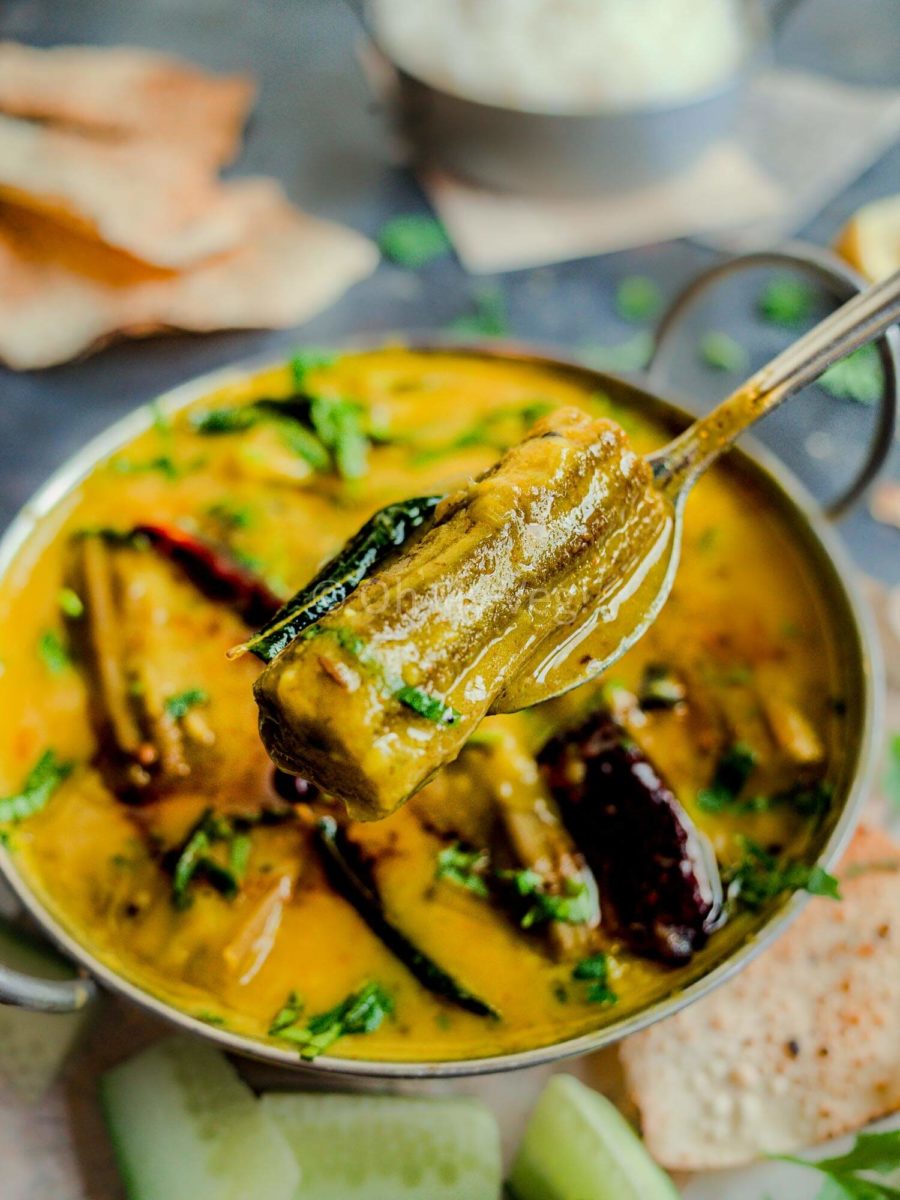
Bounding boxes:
649 266 900 501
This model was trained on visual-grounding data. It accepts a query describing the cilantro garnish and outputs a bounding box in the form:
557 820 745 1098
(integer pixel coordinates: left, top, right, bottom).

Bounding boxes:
496 869 594 929
777 1130 900 1199
169 809 249 910
449 286 509 338
435 843 491 898
290 349 337 388
268 982 393 1060
819 343 882 406
378 214 451 268
411 401 553 464
164 688 208 721
579 332 654 373
726 838 841 911
205 500 253 530
309 395 369 480
758 276 815 327
572 953 618 1006
697 743 758 813
395 684 461 725
615 276 663 323
38 630 71 675
57 588 84 619
0 750 73 825
699 331 749 373
886 733 900 812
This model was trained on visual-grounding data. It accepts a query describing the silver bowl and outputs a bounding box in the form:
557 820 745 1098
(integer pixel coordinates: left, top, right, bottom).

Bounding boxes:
0 247 893 1079
362 0 772 196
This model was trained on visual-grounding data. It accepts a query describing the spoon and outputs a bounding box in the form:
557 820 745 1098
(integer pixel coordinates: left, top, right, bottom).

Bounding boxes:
495 267 900 712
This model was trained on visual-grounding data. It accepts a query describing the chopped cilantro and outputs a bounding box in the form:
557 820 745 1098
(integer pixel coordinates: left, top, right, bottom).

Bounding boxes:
57 587 84 619
195 1011 226 1026
699 331 749 373
378 214 451 268
435 842 490 898
818 343 882 406
0 750 73 825
268 982 393 1060
170 809 246 910
449 286 509 339
758 276 815 327
276 420 332 471
727 838 841 911
579 332 653 374
290 349 337 388
192 407 259 435
229 833 252 881
572 953 618 1006
411 401 553 464
697 742 758 813
615 275 663 323
205 501 254 530
38 630 71 675
269 990 305 1035
395 684 460 725
164 688 208 721
777 1130 900 1198
497 869 594 929
886 733 900 811
309 395 369 480
111 455 180 480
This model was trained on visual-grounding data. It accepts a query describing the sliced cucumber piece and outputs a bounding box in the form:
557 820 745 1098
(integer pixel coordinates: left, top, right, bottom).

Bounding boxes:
101 1036 300 1200
262 1091 502 1200
0 920 93 1101
508 1074 679 1200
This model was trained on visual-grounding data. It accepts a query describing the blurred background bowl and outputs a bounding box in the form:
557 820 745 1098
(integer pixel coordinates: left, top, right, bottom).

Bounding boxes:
361 0 775 196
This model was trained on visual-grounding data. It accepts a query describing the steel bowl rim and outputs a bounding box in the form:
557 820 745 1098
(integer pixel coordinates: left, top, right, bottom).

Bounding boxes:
0 340 882 1079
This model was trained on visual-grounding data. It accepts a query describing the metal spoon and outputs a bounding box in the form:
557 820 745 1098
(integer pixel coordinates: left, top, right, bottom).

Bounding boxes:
497 267 900 712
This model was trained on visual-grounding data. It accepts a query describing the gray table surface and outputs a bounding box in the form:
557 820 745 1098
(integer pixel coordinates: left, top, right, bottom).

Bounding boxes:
0 0 898 581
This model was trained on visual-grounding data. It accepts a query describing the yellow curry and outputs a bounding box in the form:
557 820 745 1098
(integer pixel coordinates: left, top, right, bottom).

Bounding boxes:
0 349 846 1063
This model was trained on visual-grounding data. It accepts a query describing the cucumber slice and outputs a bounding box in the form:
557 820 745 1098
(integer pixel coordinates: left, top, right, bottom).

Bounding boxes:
261 1091 502 1200
508 1074 679 1200
101 1036 300 1200
0 919 93 1101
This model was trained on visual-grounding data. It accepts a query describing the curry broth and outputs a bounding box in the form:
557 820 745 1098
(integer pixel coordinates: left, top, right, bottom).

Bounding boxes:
0 350 844 1062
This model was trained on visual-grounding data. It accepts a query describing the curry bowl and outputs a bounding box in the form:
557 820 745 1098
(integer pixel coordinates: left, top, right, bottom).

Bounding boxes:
0 244 893 1077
